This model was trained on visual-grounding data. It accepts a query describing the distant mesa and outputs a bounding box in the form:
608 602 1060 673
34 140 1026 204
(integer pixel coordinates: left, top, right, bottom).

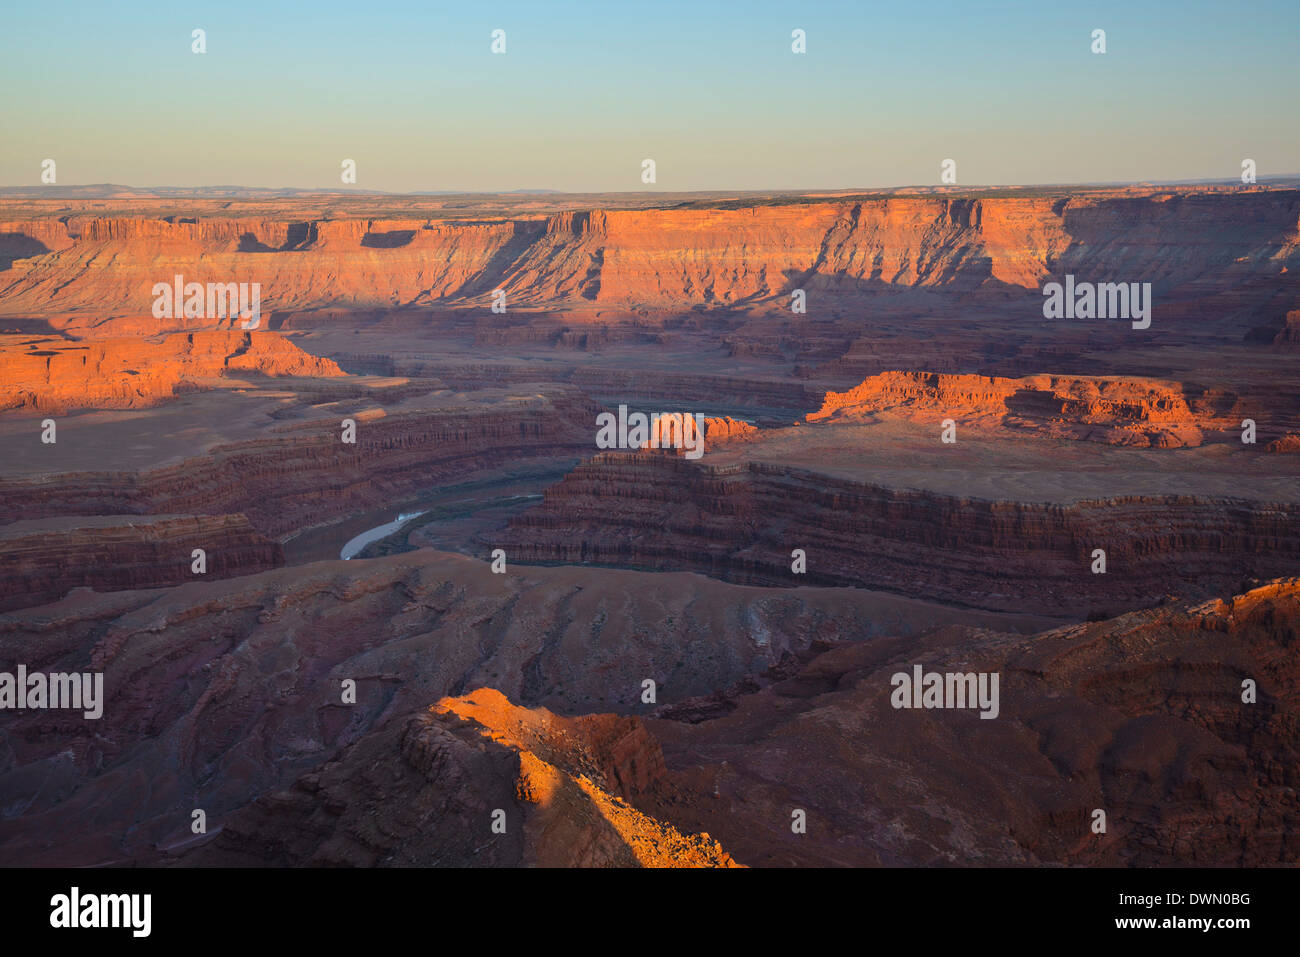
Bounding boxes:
0 187 1296 335
0 330 344 413
809 370 1227 448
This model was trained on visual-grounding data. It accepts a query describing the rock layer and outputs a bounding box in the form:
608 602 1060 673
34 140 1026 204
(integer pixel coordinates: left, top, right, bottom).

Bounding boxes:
809 371 1218 447
0 390 604 540
0 514 282 611
499 452 1300 616
2 190 1296 330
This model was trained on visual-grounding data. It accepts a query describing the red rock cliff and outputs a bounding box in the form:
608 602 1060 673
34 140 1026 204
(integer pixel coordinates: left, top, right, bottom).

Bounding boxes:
2 191 1295 330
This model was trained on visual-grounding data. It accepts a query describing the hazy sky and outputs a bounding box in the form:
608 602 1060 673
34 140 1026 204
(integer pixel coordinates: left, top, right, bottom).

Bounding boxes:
2 0 1296 192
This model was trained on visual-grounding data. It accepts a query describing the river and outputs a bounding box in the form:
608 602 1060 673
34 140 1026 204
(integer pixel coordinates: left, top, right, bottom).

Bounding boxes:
340 510 427 560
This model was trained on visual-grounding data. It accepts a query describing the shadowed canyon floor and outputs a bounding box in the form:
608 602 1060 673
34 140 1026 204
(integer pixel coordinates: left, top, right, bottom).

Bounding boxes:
0 187 1297 866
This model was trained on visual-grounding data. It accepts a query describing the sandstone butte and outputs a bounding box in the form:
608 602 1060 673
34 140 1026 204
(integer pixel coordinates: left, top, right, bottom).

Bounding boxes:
638 414 758 454
1 190 1296 331
0 330 344 413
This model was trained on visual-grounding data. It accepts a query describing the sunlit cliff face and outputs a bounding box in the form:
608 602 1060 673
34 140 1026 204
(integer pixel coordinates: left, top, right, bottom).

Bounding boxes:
1 190 1294 335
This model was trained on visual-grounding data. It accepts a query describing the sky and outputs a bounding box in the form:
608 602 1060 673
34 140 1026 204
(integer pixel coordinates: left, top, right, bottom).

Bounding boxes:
1 0 1296 192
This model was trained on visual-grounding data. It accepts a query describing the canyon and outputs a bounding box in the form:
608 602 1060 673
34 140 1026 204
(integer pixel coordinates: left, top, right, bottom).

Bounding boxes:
497 449 1300 617
0 186 1297 867
0 552 1289 866
0 549 1046 866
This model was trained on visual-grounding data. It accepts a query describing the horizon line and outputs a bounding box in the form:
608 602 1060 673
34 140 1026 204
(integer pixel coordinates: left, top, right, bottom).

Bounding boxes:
3 177 1299 198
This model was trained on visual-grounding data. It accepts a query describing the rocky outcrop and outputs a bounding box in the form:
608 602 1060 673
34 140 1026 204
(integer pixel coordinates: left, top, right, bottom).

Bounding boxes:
498 452 1300 616
700 416 758 444
1266 310 1300 350
437 688 669 801
184 689 738 867
0 331 344 413
809 371 1217 447
0 514 282 611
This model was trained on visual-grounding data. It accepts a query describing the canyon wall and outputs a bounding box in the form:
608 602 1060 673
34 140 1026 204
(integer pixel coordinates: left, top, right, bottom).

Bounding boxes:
0 391 604 541
0 514 282 611
2 191 1295 329
498 452 1300 616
